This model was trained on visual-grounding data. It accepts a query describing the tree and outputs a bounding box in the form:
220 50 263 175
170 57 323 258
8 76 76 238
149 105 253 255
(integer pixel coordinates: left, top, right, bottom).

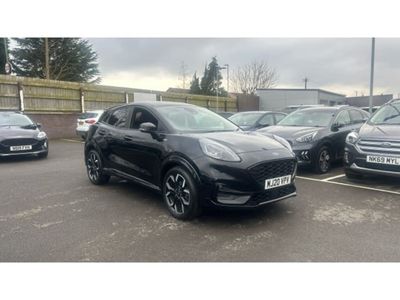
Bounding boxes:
189 72 201 94
11 38 100 83
199 57 227 96
232 60 277 95
0 38 9 75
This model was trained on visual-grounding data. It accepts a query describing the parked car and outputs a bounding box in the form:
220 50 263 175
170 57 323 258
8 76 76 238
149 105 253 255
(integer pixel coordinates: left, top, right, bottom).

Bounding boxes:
283 104 325 114
84 102 297 220
217 111 234 119
0 111 48 158
76 110 104 139
257 106 369 173
361 106 380 114
344 99 400 178
228 111 287 131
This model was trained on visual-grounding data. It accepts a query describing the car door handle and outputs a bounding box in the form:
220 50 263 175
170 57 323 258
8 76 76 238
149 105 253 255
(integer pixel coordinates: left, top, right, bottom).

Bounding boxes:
98 129 107 136
123 135 134 142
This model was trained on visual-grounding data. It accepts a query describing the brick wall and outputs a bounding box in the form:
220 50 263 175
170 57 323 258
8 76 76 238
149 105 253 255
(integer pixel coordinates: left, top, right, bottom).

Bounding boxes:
27 113 80 139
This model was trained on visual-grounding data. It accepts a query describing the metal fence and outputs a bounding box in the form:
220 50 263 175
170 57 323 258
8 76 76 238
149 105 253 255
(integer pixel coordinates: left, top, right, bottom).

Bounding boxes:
0 75 238 113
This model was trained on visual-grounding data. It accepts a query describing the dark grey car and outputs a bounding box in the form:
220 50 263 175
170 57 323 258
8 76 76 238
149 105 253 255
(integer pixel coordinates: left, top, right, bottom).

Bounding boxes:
344 99 400 178
228 111 286 131
257 106 369 173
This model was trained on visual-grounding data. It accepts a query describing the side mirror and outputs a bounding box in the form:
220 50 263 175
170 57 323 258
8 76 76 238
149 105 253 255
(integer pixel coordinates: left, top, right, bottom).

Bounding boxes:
139 122 157 133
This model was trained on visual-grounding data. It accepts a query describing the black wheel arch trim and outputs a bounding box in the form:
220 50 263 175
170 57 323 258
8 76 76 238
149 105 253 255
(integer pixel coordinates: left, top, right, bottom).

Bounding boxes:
160 154 202 187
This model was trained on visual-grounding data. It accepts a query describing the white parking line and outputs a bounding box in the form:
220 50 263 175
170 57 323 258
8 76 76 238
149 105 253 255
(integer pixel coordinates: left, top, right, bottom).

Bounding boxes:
297 176 400 196
321 174 346 182
61 139 84 144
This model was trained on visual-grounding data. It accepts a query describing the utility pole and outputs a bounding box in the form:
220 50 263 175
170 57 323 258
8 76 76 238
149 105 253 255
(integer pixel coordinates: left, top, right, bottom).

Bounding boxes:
303 77 308 89
179 61 188 89
224 64 229 94
44 38 50 79
369 37 375 114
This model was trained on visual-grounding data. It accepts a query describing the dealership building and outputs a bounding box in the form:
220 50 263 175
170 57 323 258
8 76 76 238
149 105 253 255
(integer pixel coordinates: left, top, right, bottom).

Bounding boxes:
256 88 346 111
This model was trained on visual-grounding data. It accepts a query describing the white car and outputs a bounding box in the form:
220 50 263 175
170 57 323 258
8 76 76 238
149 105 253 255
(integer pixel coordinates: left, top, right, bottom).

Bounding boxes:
76 110 104 139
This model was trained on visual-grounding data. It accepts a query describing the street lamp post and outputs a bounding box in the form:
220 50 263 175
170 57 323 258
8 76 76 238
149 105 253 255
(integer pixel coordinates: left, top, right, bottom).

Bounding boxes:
369 37 375 114
216 64 229 112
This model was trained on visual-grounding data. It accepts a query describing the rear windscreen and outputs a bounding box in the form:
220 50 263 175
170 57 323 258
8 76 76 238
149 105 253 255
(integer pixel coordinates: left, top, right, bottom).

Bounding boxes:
78 112 98 119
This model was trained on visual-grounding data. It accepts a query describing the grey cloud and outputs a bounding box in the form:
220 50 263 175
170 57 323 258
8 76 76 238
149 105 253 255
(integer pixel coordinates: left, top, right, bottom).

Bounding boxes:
89 38 400 95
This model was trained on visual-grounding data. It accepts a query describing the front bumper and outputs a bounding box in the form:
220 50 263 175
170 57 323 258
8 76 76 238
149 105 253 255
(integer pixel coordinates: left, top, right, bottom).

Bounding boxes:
194 149 297 208
0 138 48 157
292 143 316 166
344 143 400 178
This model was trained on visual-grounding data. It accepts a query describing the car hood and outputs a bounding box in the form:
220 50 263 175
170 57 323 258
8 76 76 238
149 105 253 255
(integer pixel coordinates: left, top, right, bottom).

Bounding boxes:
0 126 39 140
359 123 400 141
257 125 323 141
188 131 288 154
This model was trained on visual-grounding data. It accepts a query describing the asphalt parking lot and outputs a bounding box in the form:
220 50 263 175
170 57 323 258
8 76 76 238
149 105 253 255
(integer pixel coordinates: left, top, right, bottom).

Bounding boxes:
0 139 399 262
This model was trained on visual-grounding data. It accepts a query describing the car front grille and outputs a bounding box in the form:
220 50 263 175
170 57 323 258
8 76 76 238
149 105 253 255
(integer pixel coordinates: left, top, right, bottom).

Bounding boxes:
356 159 400 173
357 139 400 155
248 159 296 186
247 184 296 206
1 138 39 147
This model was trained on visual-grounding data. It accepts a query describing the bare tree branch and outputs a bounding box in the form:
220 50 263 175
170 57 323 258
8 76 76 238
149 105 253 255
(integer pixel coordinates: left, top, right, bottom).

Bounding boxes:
232 60 278 95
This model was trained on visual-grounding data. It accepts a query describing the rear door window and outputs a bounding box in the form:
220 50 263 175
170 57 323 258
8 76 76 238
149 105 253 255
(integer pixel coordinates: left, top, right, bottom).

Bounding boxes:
107 107 129 128
258 114 274 126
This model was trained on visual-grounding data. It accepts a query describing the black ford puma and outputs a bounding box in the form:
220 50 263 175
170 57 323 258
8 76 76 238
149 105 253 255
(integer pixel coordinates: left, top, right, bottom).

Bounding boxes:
84 102 297 220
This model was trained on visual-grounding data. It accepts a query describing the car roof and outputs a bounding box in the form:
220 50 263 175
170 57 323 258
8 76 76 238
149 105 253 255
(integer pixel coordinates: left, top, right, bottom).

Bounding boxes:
298 105 359 112
232 111 271 114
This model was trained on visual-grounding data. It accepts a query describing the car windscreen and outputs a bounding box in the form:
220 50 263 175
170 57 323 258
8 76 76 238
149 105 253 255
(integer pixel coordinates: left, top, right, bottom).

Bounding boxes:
158 106 239 133
278 110 335 127
0 113 34 127
228 112 264 126
369 102 400 125
78 112 98 119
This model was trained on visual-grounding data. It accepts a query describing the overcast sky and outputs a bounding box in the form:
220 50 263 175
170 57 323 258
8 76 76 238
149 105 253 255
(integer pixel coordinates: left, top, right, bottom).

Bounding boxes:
89 38 400 97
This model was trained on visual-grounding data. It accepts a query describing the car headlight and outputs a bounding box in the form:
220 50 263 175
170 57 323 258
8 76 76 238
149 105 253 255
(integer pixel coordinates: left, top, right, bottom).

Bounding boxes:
199 138 240 162
272 134 292 151
346 131 359 144
37 131 47 139
295 131 318 143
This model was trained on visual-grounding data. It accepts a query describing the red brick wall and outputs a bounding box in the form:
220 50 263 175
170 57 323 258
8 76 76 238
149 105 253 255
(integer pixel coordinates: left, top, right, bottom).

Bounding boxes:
27 113 80 139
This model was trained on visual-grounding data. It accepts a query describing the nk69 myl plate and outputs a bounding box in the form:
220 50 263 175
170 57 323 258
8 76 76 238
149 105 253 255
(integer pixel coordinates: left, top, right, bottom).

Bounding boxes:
265 175 291 190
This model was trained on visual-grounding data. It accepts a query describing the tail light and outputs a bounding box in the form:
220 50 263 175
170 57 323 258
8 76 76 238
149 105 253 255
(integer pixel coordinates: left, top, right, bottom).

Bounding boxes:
85 119 96 124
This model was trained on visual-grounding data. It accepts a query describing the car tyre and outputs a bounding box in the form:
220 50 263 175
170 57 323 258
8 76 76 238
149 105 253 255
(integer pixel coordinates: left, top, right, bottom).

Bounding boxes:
86 150 110 185
314 146 331 174
163 166 202 220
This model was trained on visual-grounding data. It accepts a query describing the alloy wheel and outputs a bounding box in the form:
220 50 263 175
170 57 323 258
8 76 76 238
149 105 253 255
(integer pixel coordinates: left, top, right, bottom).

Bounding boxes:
319 149 330 173
165 173 191 215
87 152 101 182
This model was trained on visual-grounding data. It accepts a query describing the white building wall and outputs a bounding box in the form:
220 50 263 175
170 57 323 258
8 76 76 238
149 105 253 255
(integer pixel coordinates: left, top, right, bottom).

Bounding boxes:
257 90 319 111
318 91 345 106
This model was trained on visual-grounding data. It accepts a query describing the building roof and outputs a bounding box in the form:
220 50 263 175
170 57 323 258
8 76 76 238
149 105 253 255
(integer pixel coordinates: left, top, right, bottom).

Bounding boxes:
345 94 393 107
166 88 191 94
256 88 346 97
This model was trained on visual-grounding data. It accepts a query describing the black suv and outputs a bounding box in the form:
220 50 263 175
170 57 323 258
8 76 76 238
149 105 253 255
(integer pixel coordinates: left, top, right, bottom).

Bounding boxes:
344 99 400 178
257 106 369 173
84 102 297 220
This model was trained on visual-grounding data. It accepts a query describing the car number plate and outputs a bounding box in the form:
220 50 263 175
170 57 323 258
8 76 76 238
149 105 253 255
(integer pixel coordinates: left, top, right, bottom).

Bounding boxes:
10 145 32 151
265 175 291 190
366 155 400 166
